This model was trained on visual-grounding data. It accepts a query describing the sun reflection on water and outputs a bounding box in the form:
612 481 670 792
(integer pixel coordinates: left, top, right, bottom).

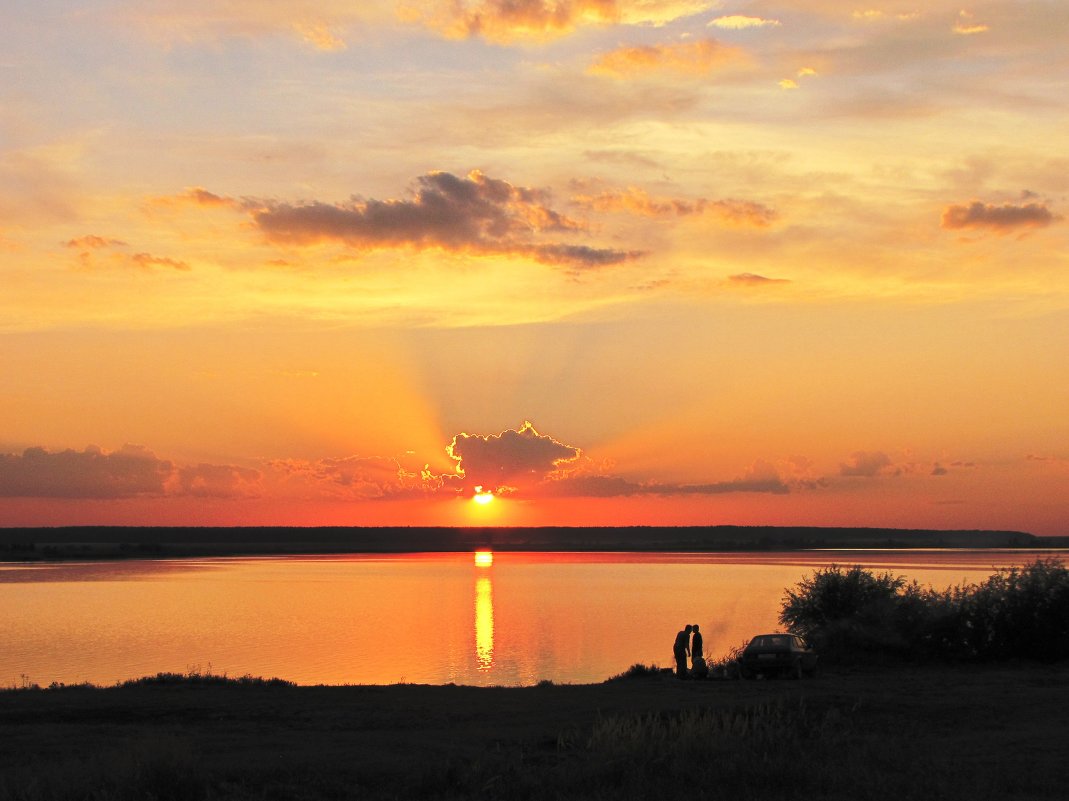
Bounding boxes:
475 574 494 671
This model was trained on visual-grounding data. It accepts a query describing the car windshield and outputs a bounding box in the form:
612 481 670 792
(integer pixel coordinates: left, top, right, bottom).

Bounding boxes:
750 635 789 648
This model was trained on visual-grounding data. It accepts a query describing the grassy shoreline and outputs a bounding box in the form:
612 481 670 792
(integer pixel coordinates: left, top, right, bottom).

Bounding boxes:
3 663 1067 800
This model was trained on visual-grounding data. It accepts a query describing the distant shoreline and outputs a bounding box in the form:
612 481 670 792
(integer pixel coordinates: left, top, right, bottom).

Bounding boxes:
2 524 1065 561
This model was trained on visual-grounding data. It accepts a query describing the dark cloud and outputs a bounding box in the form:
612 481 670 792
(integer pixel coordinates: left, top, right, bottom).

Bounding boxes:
839 450 895 477
542 473 789 497
0 445 172 498
931 463 948 476
446 421 581 491
941 200 1058 232
252 171 637 268
173 464 261 498
0 445 260 499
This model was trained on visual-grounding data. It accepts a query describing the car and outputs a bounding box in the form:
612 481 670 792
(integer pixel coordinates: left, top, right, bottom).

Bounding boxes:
739 633 818 679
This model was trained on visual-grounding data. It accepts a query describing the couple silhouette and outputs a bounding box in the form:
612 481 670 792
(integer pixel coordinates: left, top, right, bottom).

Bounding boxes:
672 624 705 679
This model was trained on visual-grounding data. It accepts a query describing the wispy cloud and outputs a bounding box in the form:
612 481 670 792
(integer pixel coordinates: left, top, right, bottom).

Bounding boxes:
588 38 745 78
707 15 780 30
571 186 776 226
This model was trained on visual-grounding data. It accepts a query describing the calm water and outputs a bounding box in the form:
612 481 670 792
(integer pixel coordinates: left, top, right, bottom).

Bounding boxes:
1 550 1063 687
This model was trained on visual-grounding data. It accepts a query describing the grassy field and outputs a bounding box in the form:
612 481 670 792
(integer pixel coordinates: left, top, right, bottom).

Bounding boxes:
2 663 1067 800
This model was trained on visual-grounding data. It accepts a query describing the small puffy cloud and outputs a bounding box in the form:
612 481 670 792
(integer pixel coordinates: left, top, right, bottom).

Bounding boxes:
251 170 637 268
588 39 745 79
779 78 798 89
941 200 1058 233
292 21 347 50
447 421 581 491
797 66 817 77
728 273 790 285
952 10 988 35
931 463 948 476
708 15 780 29
65 235 127 250
839 451 896 477
131 252 191 271
0 445 172 498
571 186 776 226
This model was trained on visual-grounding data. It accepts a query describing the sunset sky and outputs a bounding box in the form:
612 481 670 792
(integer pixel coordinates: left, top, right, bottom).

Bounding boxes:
1 0 1066 534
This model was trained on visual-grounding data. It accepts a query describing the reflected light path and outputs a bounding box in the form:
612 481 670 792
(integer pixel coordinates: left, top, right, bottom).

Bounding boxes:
475 575 494 671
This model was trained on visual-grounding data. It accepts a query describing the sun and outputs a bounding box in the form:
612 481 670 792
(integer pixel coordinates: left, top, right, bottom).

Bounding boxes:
472 486 494 506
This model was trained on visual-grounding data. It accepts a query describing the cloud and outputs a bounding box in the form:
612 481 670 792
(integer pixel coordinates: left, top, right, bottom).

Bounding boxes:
292 21 347 50
952 10 988 35
0 445 261 499
0 445 172 498
411 1 718 42
941 200 1058 233
270 455 436 500
544 459 790 496
931 463 948 476
172 464 262 498
126 1 717 46
65 235 127 250
252 170 639 268
728 273 790 285
708 15 780 30
571 186 776 225
131 252 191 271
839 450 896 477
446 421 581 491
588 39 745 79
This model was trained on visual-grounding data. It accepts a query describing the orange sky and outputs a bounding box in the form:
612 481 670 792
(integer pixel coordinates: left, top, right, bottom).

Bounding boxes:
1 1 1066 535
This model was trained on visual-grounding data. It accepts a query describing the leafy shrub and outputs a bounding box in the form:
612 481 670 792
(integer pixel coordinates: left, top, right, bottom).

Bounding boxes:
961 558 1069 661
779 558 1069 664
779 565 908 658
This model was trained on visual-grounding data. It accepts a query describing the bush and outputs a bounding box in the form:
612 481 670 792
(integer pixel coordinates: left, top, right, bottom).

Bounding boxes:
779 565 908 658
778 558 1069 664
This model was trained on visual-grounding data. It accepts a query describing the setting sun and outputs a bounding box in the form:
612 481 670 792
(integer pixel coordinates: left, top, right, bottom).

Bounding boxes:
473 551 494 568
473 487 494 506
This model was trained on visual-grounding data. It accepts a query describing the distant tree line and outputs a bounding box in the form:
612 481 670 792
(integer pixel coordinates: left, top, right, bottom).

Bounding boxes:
780 559 1069 663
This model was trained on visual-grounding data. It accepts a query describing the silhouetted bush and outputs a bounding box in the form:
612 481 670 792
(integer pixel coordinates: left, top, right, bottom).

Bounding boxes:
779 559 1069 664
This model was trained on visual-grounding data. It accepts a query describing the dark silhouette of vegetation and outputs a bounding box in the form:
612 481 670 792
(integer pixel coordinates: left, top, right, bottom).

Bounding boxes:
780 558 1069 663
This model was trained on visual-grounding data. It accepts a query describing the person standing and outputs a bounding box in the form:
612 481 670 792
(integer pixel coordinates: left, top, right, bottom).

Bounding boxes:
690 624 706 678
673 624 692 678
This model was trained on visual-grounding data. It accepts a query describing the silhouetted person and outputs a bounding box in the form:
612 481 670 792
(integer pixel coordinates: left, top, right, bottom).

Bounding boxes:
690 624 707 678
673 624 692 678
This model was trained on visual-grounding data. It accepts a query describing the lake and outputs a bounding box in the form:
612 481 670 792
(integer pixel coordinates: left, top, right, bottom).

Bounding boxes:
1 550 1063 687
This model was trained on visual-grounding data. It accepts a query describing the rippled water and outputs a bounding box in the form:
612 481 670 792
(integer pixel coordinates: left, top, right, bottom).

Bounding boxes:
1 549 1062 687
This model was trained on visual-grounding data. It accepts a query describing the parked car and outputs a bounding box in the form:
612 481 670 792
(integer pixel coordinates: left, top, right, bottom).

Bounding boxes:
739 633 818 679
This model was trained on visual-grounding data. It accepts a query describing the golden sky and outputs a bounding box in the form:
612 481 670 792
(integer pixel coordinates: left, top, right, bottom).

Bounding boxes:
1 1 1066 533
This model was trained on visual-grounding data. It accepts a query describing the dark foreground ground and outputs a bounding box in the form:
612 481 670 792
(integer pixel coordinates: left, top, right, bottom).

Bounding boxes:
2 664 1067 801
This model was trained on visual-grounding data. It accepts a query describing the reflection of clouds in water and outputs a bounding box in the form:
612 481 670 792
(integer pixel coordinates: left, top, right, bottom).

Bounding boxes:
0 559 220 584
475 575 494 671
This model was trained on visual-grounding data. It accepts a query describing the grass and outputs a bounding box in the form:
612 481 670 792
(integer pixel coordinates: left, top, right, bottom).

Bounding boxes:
2 662 1067 800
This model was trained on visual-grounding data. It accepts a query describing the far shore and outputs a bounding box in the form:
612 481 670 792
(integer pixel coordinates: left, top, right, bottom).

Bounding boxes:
2 662 1066 800
3 524 1065 562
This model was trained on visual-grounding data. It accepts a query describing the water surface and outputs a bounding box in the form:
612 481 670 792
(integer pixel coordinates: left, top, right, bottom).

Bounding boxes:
1 550 1061 687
